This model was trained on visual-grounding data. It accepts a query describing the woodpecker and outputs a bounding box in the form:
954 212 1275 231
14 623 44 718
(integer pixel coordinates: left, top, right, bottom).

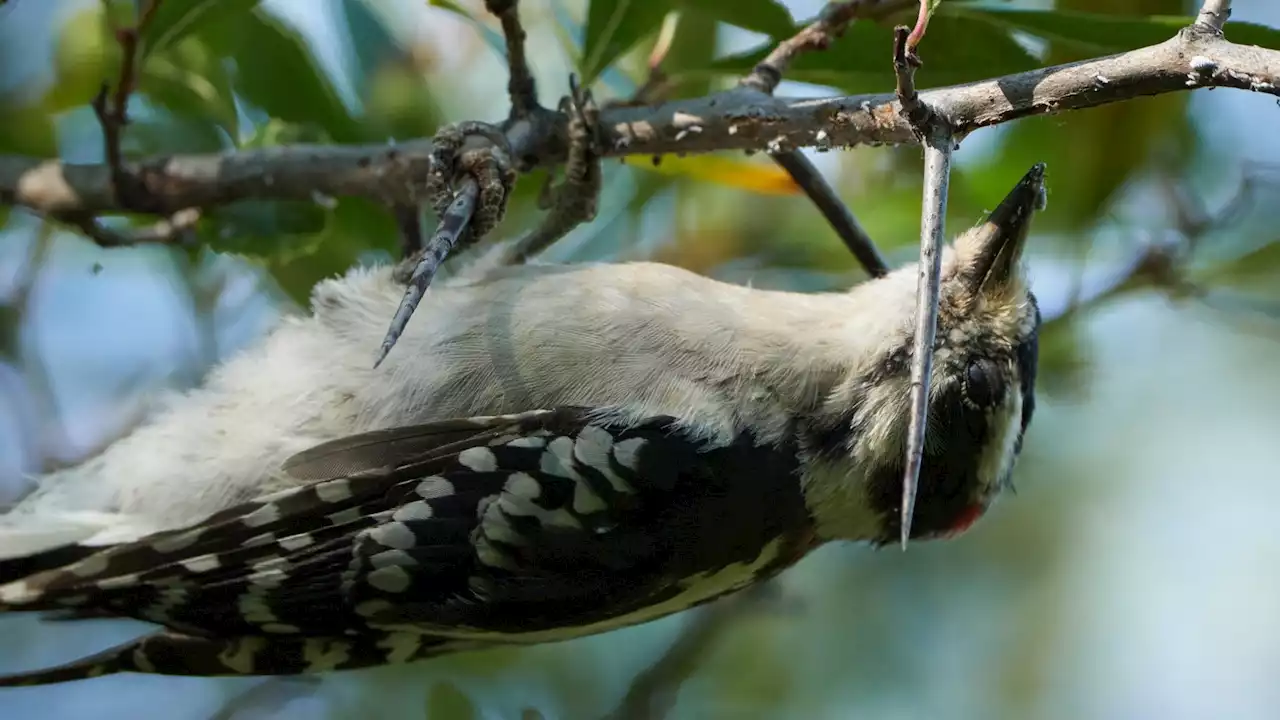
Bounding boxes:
0 164 1046 686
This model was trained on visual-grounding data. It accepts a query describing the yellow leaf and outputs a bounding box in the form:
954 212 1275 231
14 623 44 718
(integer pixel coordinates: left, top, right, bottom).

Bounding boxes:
624 154 800 196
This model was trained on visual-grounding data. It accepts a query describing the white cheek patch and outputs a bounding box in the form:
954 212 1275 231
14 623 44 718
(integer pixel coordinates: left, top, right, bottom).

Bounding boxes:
977 390 1022 496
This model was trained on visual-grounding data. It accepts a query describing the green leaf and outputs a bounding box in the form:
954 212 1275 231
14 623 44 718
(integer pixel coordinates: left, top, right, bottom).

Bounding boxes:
580 0 675 84
142 0 262 59
202 8 361 143
139 37 239 140
710 15 1039 92
44 5 122 113
0 101 57 156
343 0 399 84
679 0 795 39
952 7 1280 54
123 111 227 154
1197 239 1280 291
265 197 398 304
424 683 478 720
238 117 332 148
202 200 330 257
346 0 445 138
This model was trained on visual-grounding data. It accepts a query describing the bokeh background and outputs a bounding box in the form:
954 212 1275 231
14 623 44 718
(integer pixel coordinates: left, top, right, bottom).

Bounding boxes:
3 0 1280 718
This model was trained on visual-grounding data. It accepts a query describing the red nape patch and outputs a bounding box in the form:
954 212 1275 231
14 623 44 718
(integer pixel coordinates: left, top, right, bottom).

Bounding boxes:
943 504 986 538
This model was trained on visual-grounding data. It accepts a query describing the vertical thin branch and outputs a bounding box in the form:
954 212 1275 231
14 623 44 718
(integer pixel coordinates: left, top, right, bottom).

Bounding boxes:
771 152 887 276
900 128 951 548
486 0 540 116
1196 0 1232 32
737 0 900 277
892 12 948 548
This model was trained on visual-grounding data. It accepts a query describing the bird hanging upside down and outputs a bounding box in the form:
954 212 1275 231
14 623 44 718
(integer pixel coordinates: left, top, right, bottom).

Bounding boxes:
0 164 1046 686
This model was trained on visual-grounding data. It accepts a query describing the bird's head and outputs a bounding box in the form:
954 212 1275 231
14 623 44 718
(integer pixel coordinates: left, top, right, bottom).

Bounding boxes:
808 164 1045 546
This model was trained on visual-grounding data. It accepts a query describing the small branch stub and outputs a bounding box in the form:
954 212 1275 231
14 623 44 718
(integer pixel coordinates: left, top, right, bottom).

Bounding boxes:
1196 0 1232 33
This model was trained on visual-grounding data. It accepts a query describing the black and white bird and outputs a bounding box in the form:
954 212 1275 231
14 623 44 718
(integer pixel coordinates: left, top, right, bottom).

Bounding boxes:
0 165 1046 686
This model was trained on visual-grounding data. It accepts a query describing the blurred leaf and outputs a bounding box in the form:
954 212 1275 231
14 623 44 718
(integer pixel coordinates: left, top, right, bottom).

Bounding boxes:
428 0 508 57
202 200 329 256
709 15 1039 92
343 0 399 84
1197 239 1280 291
954 7 1280 53
139 38 239 140
0 101 57 156
679 0 795 38
363 61 448 139
44 5 122 113
203 8 361 143
348 0 445 139
123 111 227 154
1036 316 1093 398
424 682 477 720
142 0 262 58
626 154 799 195
239 117 333 147
963 0 1193 236
580 0 674 84
265 197 398 304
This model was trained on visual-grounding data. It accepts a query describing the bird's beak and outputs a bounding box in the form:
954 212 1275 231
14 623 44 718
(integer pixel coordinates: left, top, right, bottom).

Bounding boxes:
967 163 1046 293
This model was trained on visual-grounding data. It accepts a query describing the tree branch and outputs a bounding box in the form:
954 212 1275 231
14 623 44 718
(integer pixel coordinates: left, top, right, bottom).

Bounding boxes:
739 1 901 278
486 0 539 117
2 18 1276 223
740 0 917 94
771 151 887 276
891 13 952 549
1197 0 1232 32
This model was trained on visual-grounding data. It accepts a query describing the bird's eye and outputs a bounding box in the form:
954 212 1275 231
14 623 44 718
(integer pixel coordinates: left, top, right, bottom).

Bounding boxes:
964 359 1000 407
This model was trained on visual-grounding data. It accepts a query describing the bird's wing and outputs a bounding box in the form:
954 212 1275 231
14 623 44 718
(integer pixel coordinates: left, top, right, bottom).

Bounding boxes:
0 407 811 683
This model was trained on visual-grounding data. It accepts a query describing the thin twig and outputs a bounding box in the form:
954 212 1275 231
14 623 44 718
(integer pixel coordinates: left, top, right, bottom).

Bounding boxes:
609 11 682 108
486 0 539 117
1196 0 1232 32
741 0 916 94
93 0 163 190
771 152 888 276
892 10 950 549
59 207 201 247
606 585 784 720
900 128 951 549
376 177 480 367
892 26 933 135
905 0 933 50
738 1 900 277
392 204 423 260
